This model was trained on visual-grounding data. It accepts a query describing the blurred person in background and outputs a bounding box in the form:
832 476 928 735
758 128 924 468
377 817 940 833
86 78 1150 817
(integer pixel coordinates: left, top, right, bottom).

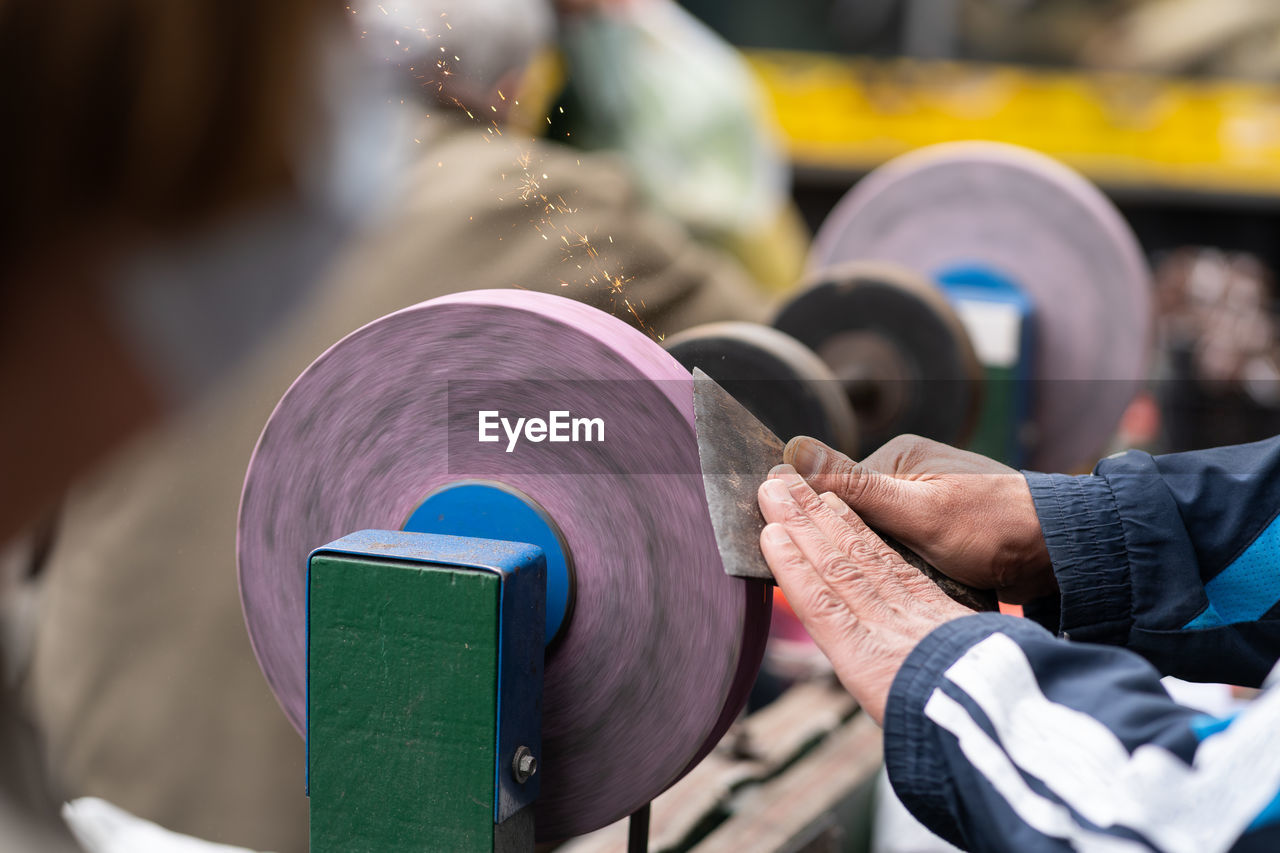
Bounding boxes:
335 0 765 326
0 0 359 549
550 0 810 292
17 0 770 850
0 0 371 849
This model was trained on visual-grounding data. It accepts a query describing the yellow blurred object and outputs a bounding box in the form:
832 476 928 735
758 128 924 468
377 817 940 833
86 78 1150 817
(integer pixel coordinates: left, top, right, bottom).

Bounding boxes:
747 50 1280 198
505 47 567 138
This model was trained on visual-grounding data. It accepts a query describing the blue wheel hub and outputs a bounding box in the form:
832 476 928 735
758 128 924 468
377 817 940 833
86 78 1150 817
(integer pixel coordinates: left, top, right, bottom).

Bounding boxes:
404 481 574 647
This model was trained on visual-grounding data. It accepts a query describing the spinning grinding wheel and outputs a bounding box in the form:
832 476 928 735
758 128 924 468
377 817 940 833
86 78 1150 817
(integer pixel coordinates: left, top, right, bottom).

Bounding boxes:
664 322 859 455
809 142 1152 472
774 262 984 459
237 290 769 841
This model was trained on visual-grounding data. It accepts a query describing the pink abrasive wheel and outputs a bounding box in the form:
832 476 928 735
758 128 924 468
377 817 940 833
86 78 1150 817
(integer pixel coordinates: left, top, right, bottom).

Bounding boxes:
810 142 1152 473
237 289 770 840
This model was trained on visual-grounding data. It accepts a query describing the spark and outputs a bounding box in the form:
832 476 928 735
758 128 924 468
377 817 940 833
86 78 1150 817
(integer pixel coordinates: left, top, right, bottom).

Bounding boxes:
507 148 657 338
518 172 540 202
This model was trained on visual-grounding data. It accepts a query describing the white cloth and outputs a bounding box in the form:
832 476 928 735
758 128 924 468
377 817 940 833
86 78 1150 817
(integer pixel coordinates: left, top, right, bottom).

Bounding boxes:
63 799 268 853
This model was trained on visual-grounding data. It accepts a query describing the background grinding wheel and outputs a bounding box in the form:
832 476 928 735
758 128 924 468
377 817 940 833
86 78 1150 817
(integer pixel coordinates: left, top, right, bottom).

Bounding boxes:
664 321 859 455
809 142 1153 472
775 261 984 458
237 290 770 840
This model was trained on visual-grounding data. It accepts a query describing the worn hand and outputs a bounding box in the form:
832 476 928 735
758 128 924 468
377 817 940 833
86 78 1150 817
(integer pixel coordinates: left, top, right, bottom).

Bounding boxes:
757 466 974 723
784 435 1055 604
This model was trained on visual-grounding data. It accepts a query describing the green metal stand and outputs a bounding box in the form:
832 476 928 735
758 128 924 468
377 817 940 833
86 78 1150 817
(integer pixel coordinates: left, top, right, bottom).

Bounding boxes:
307 530 545 852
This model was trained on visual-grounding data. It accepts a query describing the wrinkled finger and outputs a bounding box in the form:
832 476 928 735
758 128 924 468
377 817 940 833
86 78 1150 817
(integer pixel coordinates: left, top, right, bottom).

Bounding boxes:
785 436 870 489
759 472 909 598
759 522 846 621
759 522 866 679
784 436 840 477
758 476 858 586
814 491 899 566
796 479 948 611
761 467 849 543
784 436 914 532
775 468 909 575
819 490 852 518
763 468 877 560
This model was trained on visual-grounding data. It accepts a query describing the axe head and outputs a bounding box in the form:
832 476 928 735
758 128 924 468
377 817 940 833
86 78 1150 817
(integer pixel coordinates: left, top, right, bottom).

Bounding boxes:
692 368 783 581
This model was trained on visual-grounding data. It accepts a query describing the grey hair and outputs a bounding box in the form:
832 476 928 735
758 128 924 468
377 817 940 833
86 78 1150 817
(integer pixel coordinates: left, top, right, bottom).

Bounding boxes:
348 0 555 108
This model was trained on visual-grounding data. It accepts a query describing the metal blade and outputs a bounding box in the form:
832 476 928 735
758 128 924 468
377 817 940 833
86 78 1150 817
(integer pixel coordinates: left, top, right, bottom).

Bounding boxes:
693 368 783 581
692 369 997 611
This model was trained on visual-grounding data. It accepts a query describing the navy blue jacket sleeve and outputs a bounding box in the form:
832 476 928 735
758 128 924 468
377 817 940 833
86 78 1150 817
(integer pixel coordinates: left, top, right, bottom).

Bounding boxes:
884 613 1280 853
1023 436 1280 686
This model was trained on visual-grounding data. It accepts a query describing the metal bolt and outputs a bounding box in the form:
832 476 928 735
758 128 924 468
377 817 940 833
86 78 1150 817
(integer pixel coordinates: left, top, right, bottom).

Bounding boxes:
512 746 538 784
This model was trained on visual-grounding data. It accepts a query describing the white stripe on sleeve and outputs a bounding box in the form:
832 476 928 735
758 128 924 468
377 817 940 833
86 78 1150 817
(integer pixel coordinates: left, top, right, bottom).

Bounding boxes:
935 633 1280 853
923 689 1149 853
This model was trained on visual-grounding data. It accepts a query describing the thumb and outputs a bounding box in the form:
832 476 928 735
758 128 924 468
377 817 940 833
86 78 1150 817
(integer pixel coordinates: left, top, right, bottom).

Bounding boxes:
783 436 915 529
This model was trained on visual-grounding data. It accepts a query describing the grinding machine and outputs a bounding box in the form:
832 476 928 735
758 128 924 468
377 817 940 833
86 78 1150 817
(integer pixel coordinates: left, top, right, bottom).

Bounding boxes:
668 142 1152 471
238 290 767 850
665 261 985 463
236 286 988 851
808 141 1152 471
235 142 1151 852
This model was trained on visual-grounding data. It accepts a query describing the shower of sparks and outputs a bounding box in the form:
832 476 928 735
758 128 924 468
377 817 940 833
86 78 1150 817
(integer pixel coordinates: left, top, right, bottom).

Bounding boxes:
505 147 659 340
517 172 540 202
345 5 657 337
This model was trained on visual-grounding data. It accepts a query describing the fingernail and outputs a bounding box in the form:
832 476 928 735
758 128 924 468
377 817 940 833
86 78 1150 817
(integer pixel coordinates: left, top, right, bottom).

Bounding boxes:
761 478 790 502
819 491 845 512
787 437 826 478
768 463 796 479
762 523 790 545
